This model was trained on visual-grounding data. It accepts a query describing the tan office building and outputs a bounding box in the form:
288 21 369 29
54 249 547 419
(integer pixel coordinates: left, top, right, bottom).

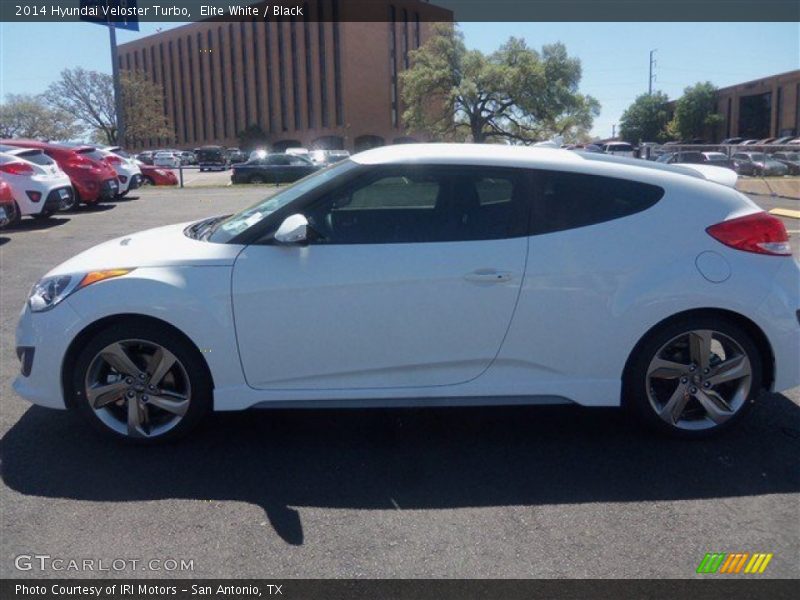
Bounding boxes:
117 1 452 151
717 70 800 140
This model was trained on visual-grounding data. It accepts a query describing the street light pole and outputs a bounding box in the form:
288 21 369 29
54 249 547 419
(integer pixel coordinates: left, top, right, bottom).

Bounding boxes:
109 24 125 145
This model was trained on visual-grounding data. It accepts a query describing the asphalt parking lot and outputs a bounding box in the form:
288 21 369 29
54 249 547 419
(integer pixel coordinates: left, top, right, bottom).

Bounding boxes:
1 187 798 579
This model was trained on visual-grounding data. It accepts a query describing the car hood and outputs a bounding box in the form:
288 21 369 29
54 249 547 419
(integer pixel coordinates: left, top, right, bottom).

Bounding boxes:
47 221 243 276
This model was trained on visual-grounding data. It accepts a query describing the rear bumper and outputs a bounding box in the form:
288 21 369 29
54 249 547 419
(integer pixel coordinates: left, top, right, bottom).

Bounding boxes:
756 259 800 393
72 176 118 202
43 186 73 212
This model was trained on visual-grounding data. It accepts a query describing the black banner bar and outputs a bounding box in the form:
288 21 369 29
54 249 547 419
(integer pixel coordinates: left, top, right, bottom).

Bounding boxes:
1 0 798 23
2 579 800 600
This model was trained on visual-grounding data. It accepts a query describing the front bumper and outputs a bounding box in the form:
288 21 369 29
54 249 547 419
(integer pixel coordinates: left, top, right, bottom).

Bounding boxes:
13 300 84 410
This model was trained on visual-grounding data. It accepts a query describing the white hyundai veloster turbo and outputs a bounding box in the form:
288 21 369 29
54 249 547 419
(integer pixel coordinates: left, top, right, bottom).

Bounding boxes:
13 145 800 442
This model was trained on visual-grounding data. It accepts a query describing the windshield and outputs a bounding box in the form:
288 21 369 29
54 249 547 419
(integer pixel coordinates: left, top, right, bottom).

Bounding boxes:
208 159 359 243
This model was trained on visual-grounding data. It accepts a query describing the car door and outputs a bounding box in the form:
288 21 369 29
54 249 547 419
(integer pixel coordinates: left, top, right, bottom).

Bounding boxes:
231 164 531 390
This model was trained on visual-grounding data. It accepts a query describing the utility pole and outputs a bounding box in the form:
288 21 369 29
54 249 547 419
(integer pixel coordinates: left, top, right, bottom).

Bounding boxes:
648 49 657 95
612 124 616 138
109 25 125 145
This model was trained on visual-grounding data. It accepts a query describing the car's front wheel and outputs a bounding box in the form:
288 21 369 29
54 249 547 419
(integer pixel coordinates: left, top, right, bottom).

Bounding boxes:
625 316 762 437
72 321 212 443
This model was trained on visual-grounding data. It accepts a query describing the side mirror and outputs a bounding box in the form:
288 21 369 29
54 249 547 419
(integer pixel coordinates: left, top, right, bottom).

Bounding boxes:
274 213 309 245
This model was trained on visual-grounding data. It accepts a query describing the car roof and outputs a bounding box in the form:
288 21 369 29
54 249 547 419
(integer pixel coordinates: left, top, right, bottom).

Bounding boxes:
350 143 736 189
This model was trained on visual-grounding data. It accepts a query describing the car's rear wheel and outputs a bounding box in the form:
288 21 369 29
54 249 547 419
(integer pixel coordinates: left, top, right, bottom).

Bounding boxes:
72 321 212 443
249 175 265 184
625 316 762 437
142 176 155 186
2 202 21 227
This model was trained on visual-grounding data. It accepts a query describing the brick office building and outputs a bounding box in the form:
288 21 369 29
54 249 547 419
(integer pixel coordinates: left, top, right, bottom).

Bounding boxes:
117 1 453 152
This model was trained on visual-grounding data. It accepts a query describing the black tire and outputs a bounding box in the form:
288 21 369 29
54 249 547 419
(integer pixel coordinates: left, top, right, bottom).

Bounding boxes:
1 201 21 228
118 190 129 198
249 175 265 184
71 320 212 444
142 176 155 186
624 315 762 438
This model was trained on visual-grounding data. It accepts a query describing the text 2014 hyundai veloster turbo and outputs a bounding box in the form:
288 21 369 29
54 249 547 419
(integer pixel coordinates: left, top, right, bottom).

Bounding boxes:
14 145 800 442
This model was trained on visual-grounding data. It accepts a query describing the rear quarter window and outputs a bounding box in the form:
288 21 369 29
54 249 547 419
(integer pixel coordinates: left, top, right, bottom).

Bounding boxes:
532 171 664 235
16 150 55 166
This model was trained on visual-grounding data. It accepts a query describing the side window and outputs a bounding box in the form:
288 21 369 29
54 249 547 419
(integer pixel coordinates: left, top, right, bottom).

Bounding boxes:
532 171 663 235
268 155 290 166
304 166 528 244
288 156 310 166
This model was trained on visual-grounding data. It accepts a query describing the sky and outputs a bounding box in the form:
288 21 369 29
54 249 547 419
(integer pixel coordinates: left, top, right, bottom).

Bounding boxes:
1 21 798 137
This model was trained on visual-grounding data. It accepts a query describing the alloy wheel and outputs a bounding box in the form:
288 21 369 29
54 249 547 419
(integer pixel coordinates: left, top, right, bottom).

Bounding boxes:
645 329 752 431
84 339 192 438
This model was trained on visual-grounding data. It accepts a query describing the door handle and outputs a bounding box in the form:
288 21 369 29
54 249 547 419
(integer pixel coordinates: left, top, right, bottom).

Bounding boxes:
464 270 514 284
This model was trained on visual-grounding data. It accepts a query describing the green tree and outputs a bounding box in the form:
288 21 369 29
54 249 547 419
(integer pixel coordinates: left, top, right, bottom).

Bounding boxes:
0 93 79 140
400 25 599 143
45 67 173 146
667 81 723 141
120 69 174 146
618 91 671 143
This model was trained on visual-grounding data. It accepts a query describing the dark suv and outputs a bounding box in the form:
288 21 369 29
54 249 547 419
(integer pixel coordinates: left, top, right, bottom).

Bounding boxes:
196 146 229 171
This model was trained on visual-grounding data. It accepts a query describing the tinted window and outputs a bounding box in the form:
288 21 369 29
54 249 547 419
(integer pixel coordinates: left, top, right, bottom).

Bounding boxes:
15 150 55 166
76 148 106 161
532 171 663 235
305 166 528 245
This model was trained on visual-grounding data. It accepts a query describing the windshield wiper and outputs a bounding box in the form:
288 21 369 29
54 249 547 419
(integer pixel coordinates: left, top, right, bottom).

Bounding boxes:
199 215 230 241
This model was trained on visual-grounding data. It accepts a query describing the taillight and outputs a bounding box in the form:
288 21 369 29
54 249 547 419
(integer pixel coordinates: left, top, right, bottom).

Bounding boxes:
706 212 791 256
0 162 34 176
27 191 42 202
68 156 96 170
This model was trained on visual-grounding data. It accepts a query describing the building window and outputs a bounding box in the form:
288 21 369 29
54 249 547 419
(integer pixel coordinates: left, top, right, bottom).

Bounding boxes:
240 22 250 128
290 17 301 130
317 1 328 128
218 28 228 139
265 22 275 132
167 41 179 141
252 21 262 130
332 0 343 126
187 35 199 143
414 13 420 48
177 39 189 143
278 19 288 131
389 5 398 128
303 5 314 129
402 8 409 69
726 97 732 138
207 30 217 141
229 24 240 135
134 50 139 70
196 33 207 142
775 86 782 136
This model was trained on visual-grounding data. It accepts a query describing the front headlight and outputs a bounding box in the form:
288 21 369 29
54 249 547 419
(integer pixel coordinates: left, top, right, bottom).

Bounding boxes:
29 269 134 312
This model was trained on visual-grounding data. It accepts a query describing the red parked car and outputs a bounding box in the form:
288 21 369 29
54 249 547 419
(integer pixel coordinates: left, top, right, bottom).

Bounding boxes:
0 140 118 205
139 163 178 186
0 176 16 228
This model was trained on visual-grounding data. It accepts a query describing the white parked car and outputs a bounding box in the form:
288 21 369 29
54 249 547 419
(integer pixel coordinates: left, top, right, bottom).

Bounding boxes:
153 152 181 168
0 146 75 222
601 142 636 157
98 146 143 197
13 145 799 442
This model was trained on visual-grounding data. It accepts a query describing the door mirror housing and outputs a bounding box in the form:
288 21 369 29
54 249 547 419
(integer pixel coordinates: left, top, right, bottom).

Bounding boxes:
274 213 309 244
